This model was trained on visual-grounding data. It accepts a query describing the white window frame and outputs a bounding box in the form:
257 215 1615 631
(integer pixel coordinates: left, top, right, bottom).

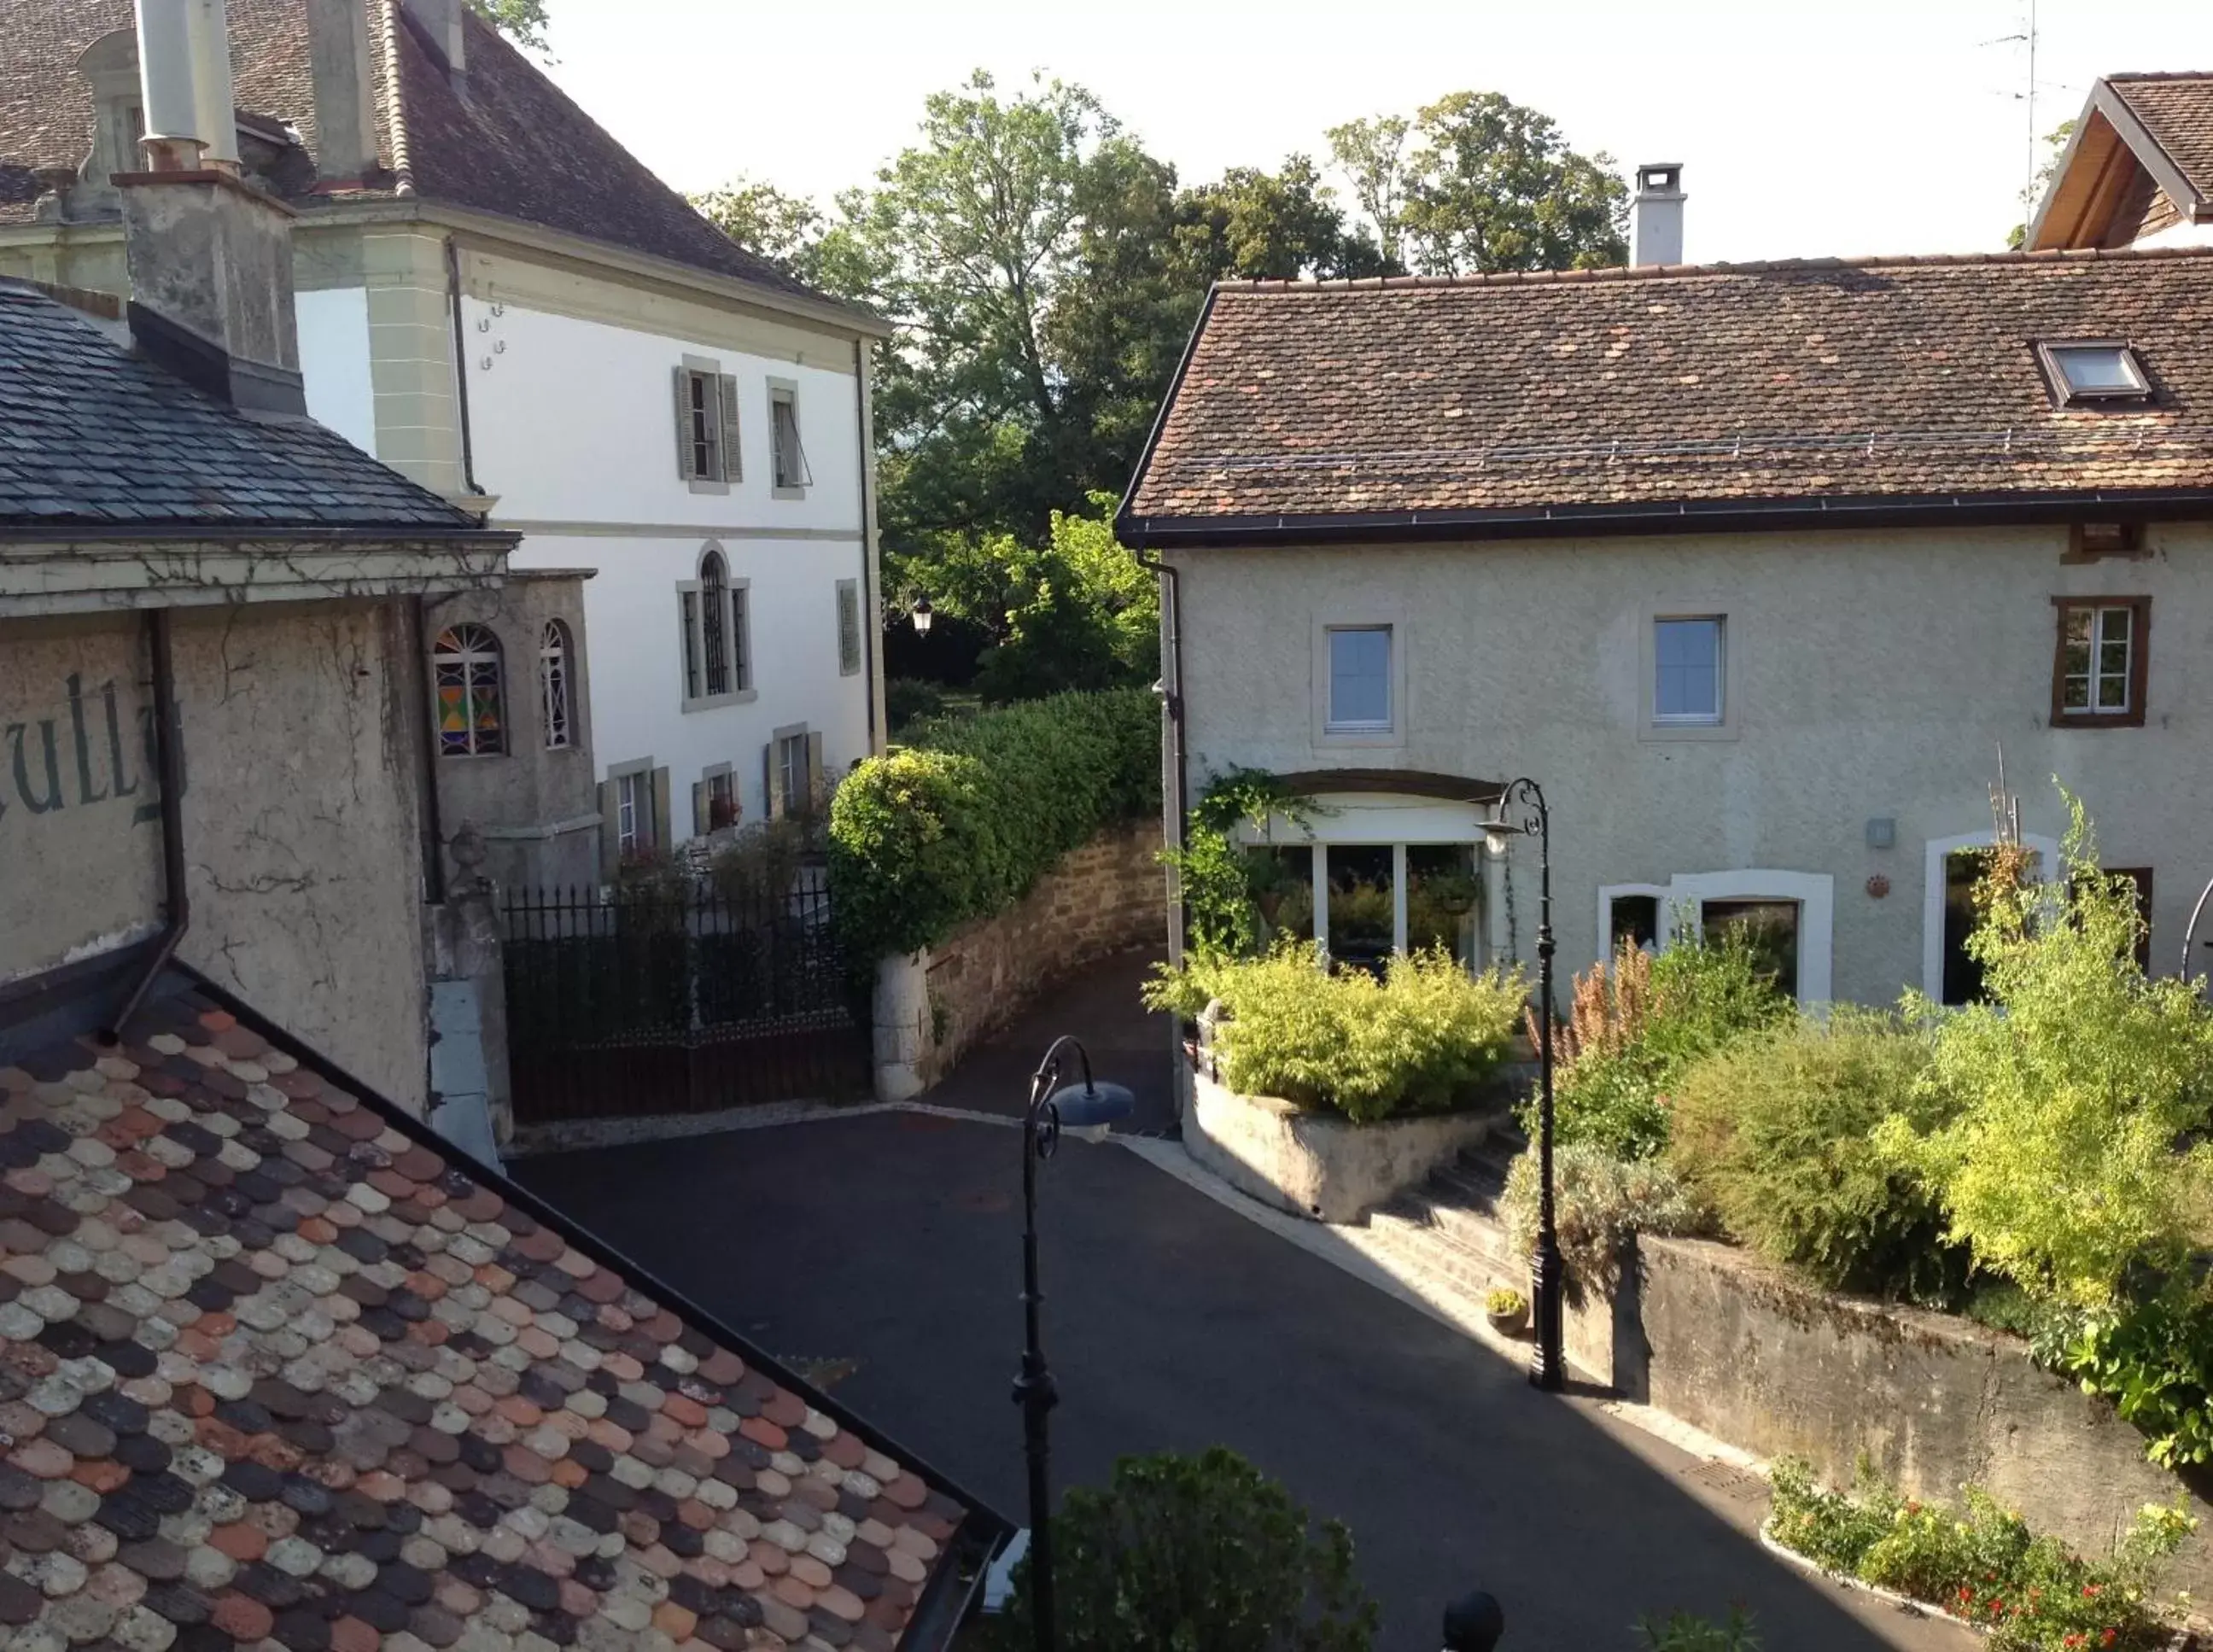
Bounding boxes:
677 542 755 713
609 756 657 858
1311 615 1405 749
2058 603 2137 715
1596 870 1833 1007
1921 830 2062 1002
539 619 574 751
768 377 811 498
778 730 808 815
1643 608 1737 741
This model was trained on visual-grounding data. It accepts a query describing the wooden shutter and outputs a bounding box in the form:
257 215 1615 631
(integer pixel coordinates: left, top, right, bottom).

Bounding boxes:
717 374 742 482
651 767 672 851
805 731 825 805
692 779 709 839
672 368 696 481
763 742 785 820
598 779 620 879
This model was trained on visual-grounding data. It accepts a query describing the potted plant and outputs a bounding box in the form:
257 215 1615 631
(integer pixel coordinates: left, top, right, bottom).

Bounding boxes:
1485 1286 1528 1336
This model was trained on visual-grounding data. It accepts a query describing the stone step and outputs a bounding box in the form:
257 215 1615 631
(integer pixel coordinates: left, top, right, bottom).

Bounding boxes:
1364 1211 1523 1311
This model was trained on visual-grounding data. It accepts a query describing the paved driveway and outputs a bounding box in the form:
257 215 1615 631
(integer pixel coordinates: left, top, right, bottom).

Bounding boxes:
515 1053 1970 1652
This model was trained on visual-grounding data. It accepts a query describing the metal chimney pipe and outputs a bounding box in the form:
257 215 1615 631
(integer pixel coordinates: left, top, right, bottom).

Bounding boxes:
132 0 205 170
187 0 239 168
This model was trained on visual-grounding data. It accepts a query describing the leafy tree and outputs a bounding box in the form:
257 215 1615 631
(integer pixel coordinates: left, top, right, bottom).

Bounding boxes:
2006 120 2078 250
690 176 831 284
1171 156 1386 283
982 1447 1378 1652
1324 114 1412 270
1398 90 1627 274
464 0 549 53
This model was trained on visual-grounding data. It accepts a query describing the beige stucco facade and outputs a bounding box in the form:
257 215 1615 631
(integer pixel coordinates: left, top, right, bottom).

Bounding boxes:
1168 519 2210 1006
1 599 435 1106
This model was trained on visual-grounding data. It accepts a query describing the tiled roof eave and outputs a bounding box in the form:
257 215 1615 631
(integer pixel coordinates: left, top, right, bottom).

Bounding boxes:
1117 482 2213 549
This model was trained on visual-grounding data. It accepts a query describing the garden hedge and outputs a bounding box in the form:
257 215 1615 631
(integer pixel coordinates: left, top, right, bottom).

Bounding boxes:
828 686 1159 960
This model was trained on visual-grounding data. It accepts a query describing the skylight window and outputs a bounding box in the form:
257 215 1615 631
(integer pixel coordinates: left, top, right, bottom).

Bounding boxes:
2038 341 2152 407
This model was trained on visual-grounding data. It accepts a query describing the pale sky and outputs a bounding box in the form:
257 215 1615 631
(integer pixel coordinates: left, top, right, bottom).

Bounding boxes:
539 0 2213 266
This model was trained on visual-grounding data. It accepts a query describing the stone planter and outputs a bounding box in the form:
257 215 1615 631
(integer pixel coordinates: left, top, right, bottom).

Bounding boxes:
1183 1064 1502 1224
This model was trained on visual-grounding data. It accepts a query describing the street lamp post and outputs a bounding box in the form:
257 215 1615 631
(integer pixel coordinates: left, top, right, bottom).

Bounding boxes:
1013 1035 1133 1652
1482 777 1565 1392
910 594 934 636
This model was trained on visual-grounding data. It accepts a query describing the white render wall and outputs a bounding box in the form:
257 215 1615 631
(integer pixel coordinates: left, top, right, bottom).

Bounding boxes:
295 285 377 454
1169 522 2213 1007
459 295 872 834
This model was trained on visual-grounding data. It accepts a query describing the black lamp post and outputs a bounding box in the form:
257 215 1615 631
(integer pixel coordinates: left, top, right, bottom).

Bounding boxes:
911 594 934 636
1481 777 1564 1392
1013 1035 1133 1652
1442 1590 1506 1650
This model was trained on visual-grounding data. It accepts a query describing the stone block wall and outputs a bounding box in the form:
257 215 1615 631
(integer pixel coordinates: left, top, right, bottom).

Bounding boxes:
873 820 1165 1100
1626 1235 2213 1595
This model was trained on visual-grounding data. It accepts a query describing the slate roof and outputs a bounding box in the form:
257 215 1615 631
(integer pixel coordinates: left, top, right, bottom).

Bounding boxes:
2105 73 2213 207
0 279 483 533
1120 246 2213 541
0 0 849 312
0 969 1001 1650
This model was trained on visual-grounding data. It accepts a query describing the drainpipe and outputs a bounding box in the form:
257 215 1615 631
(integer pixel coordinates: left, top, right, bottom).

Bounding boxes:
444 236 482 499
1131 546 1188 960
852 336 881 754
413 593 447 904
102 608 188 1042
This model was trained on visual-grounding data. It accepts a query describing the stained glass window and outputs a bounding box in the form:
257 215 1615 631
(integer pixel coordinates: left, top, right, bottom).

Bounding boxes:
435 624 505 757
540 621 572 750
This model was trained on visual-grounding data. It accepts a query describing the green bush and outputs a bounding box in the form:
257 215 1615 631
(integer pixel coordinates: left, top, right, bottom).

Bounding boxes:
1667 1012 1965 1299
2035 1287 2213 1468
1635 1608 1760 1651
883 676 947 732
981 1447 1377 1652
1877 797 2213 1306
1498 1141 1710 1290
1541 929 1791 1159
1766 1457 2194 1651
828 687 1159 959
1148 943 1525 1124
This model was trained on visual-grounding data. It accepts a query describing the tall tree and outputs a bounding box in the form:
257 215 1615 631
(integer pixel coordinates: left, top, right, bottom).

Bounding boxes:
1324 115 1412 271
1171 156 1385 283
464 0 550 53
691 177 831 284
1398 91 1626 274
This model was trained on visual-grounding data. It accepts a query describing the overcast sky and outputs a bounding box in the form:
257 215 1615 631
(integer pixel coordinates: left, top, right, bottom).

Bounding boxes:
539 0 2213 266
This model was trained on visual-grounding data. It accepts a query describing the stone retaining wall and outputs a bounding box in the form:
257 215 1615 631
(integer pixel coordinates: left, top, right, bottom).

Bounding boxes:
1620 1235 2213 1595
873 820 1165 1100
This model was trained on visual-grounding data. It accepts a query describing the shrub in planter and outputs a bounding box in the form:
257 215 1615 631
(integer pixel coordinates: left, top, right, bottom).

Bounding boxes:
979 1447 1378 1652
1667 1011 1967 1300
1498 1141 1710 1290
1636 1608 1760 1651
1147 943 1526 1123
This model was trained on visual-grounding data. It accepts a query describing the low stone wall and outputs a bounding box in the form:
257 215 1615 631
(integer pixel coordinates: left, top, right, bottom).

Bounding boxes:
1185 1069 1500 1223
873 819 1165 1100
1619 1235 2213 1595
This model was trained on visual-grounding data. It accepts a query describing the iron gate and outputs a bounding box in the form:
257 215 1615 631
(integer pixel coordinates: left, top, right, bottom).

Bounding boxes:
501 873 872 1124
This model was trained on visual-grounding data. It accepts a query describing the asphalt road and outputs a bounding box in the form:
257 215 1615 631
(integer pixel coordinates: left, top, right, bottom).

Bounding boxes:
515 1105 1971 1652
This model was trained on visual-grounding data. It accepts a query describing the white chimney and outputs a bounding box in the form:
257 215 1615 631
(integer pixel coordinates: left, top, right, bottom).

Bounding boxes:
306 0 382 182
187 0 239 168
131 0 203 171
398 0 467 85
1631 162 1685 267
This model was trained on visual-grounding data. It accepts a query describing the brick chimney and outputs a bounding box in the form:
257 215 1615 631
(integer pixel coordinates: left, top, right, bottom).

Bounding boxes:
1631 162 1685 267
117 0 307 414
306 0 382 182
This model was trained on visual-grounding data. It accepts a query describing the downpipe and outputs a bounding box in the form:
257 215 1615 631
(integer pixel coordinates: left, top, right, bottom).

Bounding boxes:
1131 546 1188 957
102 607 188 1043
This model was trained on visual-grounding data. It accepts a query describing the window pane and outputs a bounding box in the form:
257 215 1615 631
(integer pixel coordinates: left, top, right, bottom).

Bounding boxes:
1655 618 1722 721
1406 844 1480 966
1702 898 1798 1000
1325 844 1393 972
1247 845 1313 947
1328 628 1391 727
2053 346 2141 394
1610 894 1660 950
2063 673 2091 710
1941 849 1998 1005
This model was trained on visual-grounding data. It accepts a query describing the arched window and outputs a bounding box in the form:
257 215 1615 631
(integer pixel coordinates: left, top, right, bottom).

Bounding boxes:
434 624 506 756
540 620 573 750
700 549 731 696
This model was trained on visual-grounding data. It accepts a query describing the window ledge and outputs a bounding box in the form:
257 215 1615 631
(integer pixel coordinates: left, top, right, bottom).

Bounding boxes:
438 750 510 761
771 485 809 501
1316 726 1403 750
681 689 757 714
1639 719 1739 744
688 479 732 497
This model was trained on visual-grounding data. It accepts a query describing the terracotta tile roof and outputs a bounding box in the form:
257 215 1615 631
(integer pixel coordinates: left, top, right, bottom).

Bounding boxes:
1120 247 2213 539
2105 73 2213 207
0 973 1001 1649
0 0 847 312
0 279 484 532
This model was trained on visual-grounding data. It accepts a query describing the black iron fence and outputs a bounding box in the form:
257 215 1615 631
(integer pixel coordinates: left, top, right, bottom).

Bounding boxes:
501 873 872 1124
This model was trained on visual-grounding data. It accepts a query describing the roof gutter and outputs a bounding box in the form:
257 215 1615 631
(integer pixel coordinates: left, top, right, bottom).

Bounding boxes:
0 523 517 546
1118 485 2213 550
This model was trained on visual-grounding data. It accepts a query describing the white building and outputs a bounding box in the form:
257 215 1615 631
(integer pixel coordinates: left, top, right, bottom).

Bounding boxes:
0 0 890 871
1121 158 2213 1011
